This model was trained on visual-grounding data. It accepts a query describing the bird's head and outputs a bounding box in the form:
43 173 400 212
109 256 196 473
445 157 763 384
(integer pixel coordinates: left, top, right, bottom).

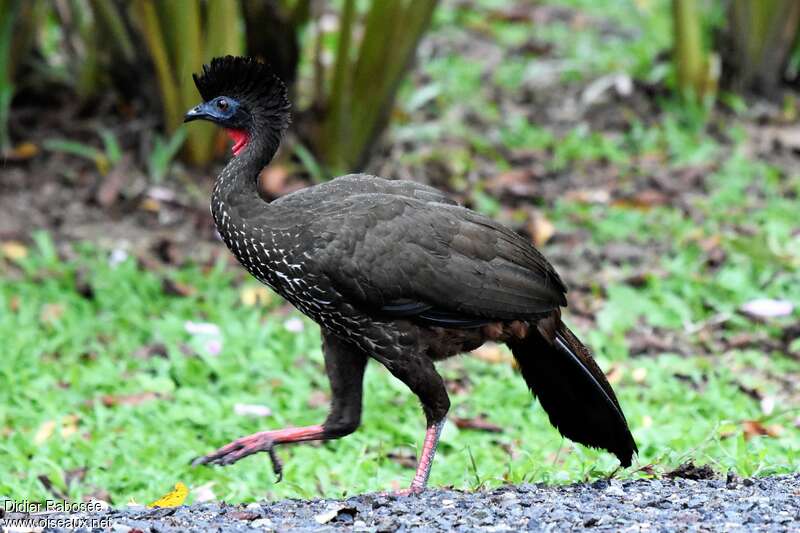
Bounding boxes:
184 56 290 156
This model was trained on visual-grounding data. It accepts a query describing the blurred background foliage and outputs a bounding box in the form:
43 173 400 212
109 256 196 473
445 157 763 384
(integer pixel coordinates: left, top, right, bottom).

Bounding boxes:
3 0 800 173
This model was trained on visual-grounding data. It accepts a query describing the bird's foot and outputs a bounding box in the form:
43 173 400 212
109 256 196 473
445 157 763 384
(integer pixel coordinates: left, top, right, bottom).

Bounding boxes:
191 431 283 481
388 485 425 497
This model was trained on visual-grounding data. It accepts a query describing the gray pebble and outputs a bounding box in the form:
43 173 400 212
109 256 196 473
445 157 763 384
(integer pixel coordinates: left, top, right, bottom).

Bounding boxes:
36 473 800 533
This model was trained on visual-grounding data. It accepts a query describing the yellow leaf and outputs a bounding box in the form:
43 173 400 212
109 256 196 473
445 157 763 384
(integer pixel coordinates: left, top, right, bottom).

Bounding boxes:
1 241 28 261
10 142 39 160
240 286 272 307
60 415 80 438
140 198 161 212
34 420 56 444
148 482 189 508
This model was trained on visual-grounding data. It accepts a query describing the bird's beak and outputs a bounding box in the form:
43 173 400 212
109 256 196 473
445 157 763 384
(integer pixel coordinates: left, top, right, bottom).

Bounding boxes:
184 102 216 123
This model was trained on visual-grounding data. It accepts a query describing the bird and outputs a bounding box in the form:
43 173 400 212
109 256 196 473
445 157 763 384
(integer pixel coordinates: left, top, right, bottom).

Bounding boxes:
184 55 637 495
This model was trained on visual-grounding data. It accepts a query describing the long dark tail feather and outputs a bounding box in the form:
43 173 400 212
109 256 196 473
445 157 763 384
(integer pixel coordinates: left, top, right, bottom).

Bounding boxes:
508 320 637 467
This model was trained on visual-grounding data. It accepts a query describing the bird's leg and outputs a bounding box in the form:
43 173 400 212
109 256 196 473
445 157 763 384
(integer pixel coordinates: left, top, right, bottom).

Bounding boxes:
192 333 367 480
398 418 446 495
191 425 324 479
382 355 451 495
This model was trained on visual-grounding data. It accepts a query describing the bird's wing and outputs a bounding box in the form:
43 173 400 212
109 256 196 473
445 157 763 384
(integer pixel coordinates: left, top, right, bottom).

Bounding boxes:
276 174 457 207
309 193 566 322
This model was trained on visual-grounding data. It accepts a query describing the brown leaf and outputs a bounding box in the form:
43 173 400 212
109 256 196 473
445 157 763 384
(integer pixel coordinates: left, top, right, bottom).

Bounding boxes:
528 212 555 247
100 392 162 407
612 189 668 210
451 414 503 433
605 364 625 385
161 278 196 297
742 420 783 440
4 141 39 161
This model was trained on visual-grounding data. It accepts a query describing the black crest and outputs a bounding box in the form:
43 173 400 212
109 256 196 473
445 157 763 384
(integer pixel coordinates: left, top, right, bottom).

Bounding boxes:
193 56 290 121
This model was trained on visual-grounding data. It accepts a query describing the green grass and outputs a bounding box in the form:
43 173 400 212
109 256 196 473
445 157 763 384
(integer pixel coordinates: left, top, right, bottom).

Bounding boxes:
2 0 799 506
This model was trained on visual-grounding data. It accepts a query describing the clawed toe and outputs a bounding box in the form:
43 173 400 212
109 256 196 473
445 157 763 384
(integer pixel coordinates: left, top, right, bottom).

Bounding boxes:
191 432 283 480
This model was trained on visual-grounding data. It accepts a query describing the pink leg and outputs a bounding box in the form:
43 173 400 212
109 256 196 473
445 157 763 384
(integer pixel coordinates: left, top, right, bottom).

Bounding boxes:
191 425 325 480
396 419 446 496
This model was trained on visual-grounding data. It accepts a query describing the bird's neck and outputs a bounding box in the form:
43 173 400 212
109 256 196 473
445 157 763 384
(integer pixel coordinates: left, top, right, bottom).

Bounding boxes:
211 129 286 232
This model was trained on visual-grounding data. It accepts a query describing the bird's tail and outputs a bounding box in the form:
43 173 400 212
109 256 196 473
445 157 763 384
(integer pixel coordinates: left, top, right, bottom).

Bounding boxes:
507 317 637 466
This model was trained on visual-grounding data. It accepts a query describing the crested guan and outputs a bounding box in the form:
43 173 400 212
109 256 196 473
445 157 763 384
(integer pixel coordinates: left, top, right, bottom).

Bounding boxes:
184 56 637 494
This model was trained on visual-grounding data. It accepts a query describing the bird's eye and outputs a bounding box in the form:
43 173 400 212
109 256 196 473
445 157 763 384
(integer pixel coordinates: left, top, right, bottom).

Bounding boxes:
217 99 229 111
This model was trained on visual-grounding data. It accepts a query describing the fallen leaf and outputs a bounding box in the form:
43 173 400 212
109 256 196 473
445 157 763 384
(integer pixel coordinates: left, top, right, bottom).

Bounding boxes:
140 198 161 212
241 286 272 307
162 278 196 297
564 188 610 204
5 141 39 160
60 414 80 437
612 189 668 210
233 403 272 417
605 364 625 385
100 392 161 407
742 420 783 440
528 212 555 246
452 415 503 433
148 482 189 508
34 420 56 444
740 298 794 319
2 241 28 261
471 342 513 364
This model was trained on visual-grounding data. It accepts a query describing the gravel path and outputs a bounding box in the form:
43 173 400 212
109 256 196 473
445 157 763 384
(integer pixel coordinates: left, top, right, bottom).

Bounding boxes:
27 473 800 532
